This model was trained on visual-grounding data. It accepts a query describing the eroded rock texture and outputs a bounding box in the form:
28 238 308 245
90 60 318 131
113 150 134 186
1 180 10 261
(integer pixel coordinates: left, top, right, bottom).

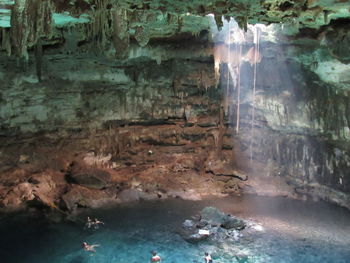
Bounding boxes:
0 34 246 213
0 0 349 214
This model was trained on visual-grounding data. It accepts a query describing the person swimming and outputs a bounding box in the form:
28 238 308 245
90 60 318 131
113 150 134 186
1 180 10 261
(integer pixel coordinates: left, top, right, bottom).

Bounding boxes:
84 217 104 229
93 218 104 229
85 217 93 229
81 242 100 253
151 251 161 262
204 252 213 263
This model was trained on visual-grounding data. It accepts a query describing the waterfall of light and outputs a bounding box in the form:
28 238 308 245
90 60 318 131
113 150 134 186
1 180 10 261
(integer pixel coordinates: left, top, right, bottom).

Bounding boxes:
236 44 242 134
250 26 260 165
210 15 265 168
222 18 244 134
226 20 231 112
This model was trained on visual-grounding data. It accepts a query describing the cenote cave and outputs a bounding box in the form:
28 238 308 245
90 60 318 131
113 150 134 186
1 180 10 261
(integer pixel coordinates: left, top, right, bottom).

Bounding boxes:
0 0 350 263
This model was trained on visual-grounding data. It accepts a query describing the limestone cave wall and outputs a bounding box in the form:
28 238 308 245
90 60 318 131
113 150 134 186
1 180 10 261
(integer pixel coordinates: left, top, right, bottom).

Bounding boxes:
0 5 349 213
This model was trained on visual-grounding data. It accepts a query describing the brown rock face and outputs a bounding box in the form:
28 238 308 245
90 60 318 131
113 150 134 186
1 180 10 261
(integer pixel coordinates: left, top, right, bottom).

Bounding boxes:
1 0 350 215
0 35 247 213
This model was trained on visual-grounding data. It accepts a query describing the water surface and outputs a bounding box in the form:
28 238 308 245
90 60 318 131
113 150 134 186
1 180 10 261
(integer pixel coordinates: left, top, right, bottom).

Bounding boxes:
0 195 349 263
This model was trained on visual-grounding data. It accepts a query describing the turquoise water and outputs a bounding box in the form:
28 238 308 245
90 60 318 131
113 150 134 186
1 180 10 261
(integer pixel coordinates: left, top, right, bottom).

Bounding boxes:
0 196 350 263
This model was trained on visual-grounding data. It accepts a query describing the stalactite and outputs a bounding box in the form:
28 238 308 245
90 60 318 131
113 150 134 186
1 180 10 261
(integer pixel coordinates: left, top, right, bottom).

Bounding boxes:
237 16 248 32
11 0 30 59
134 25 150 47
323 10 330 24
0 28 11 55
245 46 261 65
88 0 114 52
10 0 53 60
133 10 152 47
243 19 248 32
34 37 43 82
214 14 223 31
111 5 130 58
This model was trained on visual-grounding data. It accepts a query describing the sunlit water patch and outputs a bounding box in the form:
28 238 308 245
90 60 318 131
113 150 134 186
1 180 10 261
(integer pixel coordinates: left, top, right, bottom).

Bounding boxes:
0 196 349 263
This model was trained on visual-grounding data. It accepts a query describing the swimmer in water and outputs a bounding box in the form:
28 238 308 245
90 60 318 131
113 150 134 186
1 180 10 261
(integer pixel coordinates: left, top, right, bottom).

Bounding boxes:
93 218 104 229
150 251 161 262
81 242 100 253
204 252 213 263
85 217 93 229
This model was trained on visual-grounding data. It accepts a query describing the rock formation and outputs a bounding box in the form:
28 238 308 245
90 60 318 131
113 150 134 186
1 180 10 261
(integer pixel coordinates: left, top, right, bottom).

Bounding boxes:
179 207 247 243
0 0 349 213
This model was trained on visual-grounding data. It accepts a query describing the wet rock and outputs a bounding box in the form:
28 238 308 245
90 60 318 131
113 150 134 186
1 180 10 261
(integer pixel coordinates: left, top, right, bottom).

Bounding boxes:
180 207 248 244
209 226 228 241
228 229 241 241
178 225 210 243
185 233 209 243
200 206 226 226
221 215 246 230
197 219 209 228
183 219 195 228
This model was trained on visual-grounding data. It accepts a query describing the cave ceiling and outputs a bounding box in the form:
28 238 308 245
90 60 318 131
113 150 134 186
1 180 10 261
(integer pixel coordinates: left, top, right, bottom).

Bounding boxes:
1 0 348 28
0 0 349 59
115 0 350 29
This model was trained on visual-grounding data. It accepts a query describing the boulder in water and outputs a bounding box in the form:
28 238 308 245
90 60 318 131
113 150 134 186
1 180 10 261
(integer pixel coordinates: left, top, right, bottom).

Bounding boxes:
180 206 247 244
197 219 209 228
183 219 195 228
221 215 246 230
200 206 226 226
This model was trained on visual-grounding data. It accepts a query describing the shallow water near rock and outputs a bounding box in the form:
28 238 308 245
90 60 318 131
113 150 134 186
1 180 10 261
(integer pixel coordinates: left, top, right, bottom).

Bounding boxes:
1 195 350 263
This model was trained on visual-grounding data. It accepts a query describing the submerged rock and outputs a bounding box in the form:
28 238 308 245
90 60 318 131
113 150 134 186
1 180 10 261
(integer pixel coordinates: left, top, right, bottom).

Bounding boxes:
235 254 249 263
